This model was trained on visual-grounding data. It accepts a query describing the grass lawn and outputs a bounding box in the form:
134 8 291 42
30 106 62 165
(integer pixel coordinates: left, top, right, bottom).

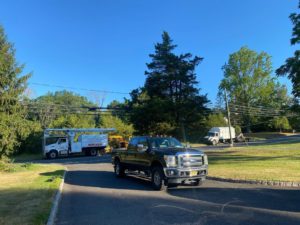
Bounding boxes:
0 163 64 225
244 132 299 140
206 140 300 182
12 153 44 162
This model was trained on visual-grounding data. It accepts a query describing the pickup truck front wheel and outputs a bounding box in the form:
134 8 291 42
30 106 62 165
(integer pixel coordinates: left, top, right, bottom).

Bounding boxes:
114 160 125 177
193 179 203 186
151 166 166 191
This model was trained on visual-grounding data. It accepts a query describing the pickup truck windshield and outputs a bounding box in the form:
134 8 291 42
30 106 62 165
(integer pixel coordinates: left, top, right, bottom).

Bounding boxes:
149 137 183 149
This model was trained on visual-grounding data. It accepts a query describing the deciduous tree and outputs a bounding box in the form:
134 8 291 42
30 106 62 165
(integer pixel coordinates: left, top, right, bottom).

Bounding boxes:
219 47 289 132
276 2 300 99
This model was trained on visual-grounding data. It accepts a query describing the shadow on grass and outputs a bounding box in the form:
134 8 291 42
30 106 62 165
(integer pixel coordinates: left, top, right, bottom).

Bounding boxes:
0 187 56 225
40 170 65 182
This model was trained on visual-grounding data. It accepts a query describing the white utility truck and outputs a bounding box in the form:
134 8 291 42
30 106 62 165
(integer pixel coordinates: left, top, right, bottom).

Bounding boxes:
43 128 115 159
204 127 236 145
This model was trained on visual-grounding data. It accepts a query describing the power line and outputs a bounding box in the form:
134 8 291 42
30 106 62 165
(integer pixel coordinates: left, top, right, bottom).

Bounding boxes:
28 82 131 95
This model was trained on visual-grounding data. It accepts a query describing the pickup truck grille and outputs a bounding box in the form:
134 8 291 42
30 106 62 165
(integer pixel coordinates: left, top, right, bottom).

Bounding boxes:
179 155 203 168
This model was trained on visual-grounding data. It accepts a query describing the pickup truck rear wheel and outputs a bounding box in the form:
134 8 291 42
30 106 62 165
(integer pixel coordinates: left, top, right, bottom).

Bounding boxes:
90 148 98 156
114 160 125 177
151 166 166 191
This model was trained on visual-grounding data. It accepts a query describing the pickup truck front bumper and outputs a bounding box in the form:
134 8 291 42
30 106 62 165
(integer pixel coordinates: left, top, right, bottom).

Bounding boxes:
163 166 208 184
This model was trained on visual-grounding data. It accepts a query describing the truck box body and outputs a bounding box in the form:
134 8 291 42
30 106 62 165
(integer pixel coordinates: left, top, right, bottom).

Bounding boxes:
80 134 108 148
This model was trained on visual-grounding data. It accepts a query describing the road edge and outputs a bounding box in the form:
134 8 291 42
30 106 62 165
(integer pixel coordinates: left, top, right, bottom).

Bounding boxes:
47 168 67 225
207 176 300 187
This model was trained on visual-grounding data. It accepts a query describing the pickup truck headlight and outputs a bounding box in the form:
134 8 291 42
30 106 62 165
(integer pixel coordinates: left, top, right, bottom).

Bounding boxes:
164 155 177 167
204 155 208 165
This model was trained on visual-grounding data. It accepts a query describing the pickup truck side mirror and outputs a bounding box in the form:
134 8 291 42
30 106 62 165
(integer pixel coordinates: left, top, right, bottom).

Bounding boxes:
137 144 147 152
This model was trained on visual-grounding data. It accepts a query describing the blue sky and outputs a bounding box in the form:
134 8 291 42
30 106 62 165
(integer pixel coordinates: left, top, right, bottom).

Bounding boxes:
0 0 297 106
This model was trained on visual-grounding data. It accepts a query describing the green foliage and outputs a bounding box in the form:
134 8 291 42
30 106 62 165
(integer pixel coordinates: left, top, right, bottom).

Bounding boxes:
270 116 291 132
219 47 289 131
107 100 130 122
0 25 33 159
276 3 300 98
235 125 242 135
50 114 95 128
30 90 96 129
100 113 134 138
18 121 43 154
128 32 209 137
204 113 227 129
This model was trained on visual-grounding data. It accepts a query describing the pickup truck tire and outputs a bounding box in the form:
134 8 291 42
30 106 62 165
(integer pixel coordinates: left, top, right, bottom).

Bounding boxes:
151 166 166 191
193 179 203 186
48 150 58 159
114 160 125 177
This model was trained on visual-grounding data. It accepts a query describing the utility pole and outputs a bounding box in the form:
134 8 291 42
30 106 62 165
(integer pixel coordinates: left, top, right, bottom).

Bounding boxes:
180 118 187 145
224 88 233 147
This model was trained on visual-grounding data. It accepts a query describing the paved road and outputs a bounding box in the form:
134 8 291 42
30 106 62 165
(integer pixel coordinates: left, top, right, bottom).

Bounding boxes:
197 134 300 150
48 155 300 225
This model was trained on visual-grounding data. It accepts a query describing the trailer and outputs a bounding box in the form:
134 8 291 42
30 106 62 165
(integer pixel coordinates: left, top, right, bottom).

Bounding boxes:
43 128 115 159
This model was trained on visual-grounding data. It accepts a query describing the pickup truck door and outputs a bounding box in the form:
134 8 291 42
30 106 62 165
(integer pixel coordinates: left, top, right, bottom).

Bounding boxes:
125 137 139 169
135 137 151 170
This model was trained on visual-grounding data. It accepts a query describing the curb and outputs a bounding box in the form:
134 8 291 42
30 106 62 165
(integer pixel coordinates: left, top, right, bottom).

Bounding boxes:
207 176 300 187
47 169 67 225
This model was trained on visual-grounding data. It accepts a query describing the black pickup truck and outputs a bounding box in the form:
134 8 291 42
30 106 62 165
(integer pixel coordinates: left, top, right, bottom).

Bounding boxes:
112 136 208 190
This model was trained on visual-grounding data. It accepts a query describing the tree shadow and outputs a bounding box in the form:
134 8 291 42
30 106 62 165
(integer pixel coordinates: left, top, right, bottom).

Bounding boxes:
55 185 300 225
168 186 300 213
63 170 153 191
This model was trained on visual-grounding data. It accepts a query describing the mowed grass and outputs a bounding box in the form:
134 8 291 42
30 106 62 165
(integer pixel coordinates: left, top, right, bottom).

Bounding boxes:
206 140 300 182
244 132 299 140
0 163 64 225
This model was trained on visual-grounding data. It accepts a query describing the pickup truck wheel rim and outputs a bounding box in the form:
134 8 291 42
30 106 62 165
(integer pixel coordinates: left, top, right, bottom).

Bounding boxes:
153 171 161 186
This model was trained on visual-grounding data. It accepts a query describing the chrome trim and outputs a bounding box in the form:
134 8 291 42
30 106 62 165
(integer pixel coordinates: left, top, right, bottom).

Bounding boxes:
163 165 208 178
177 154 204 168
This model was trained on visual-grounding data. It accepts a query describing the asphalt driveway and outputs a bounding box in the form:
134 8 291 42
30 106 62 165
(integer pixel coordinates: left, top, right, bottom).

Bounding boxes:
44 155 300 225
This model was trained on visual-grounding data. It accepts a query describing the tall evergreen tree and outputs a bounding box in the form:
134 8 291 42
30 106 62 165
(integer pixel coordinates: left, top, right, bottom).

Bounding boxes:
0 25 32 158
129 32 209 138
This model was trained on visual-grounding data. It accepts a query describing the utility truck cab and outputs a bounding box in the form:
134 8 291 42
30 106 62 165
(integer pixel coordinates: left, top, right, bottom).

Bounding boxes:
43 128 115 159
44 136 69 158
